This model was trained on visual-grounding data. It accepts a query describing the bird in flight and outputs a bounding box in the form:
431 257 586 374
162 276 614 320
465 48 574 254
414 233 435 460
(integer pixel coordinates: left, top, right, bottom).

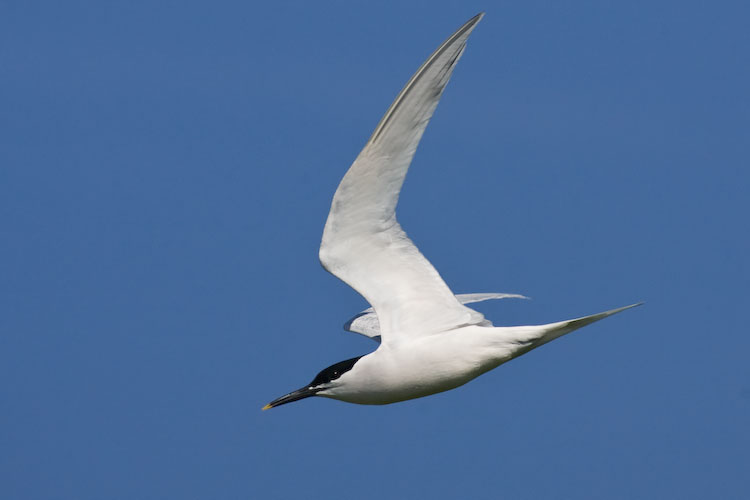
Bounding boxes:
263 13 640 410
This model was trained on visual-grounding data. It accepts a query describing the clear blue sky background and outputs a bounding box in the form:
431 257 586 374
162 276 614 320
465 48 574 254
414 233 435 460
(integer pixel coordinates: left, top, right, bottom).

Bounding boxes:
2 1 749 499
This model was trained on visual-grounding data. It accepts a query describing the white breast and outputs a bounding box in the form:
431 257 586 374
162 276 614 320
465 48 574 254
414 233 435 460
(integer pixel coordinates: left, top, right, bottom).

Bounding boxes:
321 326 506 405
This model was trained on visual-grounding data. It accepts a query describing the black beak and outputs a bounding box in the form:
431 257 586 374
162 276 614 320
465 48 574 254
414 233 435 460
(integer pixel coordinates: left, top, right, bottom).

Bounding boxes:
262 386 318 410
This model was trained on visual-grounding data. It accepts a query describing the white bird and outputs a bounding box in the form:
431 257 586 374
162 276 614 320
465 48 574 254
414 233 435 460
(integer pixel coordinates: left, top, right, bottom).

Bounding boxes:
263 13 640 410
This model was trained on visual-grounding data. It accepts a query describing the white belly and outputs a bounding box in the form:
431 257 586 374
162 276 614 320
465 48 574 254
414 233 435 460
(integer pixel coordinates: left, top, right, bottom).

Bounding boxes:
322 326 510 405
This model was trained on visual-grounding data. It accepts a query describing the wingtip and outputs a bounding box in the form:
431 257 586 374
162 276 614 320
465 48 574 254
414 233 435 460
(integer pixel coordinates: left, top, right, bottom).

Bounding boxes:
610 302 645 315
466 12 485 30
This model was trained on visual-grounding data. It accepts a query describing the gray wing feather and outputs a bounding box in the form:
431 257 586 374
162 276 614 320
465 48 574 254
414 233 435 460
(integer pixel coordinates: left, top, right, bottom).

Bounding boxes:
320 14 487 341
344 292 528 342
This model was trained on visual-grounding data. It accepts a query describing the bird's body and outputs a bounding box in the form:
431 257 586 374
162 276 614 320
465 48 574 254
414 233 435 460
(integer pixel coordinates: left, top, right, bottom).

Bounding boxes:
263 13 640 410
327 326 500 405
321 305 637 405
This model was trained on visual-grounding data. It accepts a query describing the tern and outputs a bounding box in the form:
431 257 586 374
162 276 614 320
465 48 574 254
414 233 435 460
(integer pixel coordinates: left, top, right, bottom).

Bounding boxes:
263 13 640 410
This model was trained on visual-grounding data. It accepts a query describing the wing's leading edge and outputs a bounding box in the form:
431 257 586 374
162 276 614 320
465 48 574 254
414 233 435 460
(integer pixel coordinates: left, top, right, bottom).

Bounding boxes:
320 14 486 343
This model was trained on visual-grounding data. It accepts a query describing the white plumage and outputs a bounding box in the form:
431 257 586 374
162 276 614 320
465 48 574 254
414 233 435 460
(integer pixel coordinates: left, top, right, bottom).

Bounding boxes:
344 293 529 342
264 13 640 410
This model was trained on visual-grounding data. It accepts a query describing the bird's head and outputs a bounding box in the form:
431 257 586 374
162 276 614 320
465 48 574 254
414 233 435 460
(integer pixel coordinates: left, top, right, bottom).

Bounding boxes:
262 356 362 410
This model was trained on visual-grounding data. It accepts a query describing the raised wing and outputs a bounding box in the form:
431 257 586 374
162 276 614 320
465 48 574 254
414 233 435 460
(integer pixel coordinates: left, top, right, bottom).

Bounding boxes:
344 293 529 343
319 13 487 343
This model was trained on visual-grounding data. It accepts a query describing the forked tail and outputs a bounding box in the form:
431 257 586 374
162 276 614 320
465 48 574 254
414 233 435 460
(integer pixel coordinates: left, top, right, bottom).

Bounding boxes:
509 302 643 359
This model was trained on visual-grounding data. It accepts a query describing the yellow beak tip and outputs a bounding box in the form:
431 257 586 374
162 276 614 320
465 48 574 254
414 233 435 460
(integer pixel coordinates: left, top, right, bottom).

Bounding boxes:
262 404 272 411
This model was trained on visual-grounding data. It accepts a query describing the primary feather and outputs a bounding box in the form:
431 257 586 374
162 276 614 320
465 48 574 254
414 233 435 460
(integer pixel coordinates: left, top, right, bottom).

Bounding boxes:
319 13 486 343
262 14 642 411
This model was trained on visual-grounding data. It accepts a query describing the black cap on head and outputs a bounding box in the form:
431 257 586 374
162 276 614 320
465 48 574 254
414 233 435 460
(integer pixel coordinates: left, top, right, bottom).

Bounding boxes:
309 356 363 387
262 356 362 410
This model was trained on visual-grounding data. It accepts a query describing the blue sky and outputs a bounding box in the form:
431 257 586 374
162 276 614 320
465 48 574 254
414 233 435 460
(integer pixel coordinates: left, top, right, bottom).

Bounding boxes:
2 1 749 499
